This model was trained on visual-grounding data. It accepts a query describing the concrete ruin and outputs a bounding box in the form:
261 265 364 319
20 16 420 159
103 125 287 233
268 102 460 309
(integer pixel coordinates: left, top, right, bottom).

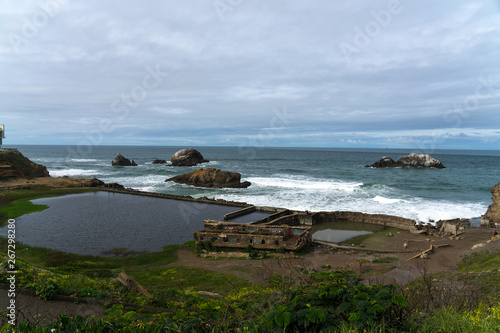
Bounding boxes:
193 205 477 251
193 222 312 251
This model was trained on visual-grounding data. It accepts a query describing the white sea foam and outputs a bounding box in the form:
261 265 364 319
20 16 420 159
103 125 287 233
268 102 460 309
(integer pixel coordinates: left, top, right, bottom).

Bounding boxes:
373 196 404 204
49 169 101 177
247 176 363 192
215 190 487 224
70 158 98 162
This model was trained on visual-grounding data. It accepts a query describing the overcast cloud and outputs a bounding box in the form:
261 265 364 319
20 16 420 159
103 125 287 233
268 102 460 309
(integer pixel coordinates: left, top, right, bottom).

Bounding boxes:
1 0 500 149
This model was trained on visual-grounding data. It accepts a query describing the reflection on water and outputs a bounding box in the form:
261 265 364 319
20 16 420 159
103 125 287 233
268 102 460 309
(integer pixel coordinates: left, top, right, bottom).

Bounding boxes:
311 221 385 243
0 192 259 256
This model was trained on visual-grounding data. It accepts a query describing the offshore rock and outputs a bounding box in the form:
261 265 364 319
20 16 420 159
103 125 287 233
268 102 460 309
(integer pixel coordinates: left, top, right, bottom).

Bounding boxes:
152 159 167 164
112 153 137 166
171 148 208 166
397 153 445 168
484 182 500 224
166 168 251 188
366 153 445 168
365 156 399 168
0 150 50 179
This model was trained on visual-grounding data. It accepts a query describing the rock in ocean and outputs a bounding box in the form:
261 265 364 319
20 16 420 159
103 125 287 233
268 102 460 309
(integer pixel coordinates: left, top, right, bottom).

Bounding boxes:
112 153 137 166
170 148 208 166
166 168 251 188
366 153 445 168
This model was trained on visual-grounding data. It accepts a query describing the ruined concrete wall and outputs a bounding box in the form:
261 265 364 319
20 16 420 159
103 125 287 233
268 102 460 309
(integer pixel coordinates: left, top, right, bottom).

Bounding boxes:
194 227 310 251
251 209 292 225
260 213 301 226
311 211 416 231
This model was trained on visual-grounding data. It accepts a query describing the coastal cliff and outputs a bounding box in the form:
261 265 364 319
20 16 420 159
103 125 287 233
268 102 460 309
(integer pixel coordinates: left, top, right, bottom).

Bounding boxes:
0 150 50 179
485 182 500 224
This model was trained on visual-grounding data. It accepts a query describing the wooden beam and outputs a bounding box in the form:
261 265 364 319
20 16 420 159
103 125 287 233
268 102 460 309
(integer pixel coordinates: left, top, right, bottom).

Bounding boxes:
116 272 151 297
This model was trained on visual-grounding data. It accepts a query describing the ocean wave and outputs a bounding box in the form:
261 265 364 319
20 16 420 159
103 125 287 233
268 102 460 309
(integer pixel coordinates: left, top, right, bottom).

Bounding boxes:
49 169 101 177
215 191 487 223
70 158 98 162
247 176 363 192
373 196 405 204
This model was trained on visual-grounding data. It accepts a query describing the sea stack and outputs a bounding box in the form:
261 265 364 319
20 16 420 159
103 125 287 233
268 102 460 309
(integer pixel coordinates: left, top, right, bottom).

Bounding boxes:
483 182 500 226
166 168 251 188
112 153 137 166
170 148 208 166
366 153 445 168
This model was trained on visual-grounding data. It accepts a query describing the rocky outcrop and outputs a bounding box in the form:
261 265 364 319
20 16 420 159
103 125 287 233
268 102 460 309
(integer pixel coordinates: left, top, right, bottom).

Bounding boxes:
166 168 251 188
484 182 500 224
398 153 445 168
0 150 50 179
366 153 445 168
365 156 399 168
112 153 137 166
152 159 167 164
171 148 208 166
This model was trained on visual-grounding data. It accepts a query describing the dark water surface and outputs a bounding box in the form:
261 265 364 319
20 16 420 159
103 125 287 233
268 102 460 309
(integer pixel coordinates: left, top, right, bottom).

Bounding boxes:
1 192 249 256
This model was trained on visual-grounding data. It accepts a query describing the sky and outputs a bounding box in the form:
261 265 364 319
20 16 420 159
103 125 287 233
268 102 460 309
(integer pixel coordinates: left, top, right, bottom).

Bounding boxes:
1 0 500 150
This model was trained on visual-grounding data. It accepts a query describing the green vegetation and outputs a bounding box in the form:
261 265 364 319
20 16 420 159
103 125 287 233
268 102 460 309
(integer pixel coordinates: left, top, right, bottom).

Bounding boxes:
372 256 399 264
2 241 500 331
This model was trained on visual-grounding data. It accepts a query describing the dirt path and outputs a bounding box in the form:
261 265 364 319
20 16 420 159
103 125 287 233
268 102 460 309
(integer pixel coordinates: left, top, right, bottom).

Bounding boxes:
0 290 106 327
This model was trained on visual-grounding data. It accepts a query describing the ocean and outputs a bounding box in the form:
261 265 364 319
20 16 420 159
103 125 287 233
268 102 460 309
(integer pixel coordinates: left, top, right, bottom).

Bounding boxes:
9 145 500 223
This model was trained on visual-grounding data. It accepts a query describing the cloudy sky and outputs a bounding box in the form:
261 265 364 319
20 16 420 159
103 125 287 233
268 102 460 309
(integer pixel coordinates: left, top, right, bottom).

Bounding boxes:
1 0 500 149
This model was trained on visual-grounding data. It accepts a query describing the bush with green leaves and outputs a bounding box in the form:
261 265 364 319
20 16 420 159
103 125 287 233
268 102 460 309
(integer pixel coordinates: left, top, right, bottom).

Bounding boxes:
258 269 408 332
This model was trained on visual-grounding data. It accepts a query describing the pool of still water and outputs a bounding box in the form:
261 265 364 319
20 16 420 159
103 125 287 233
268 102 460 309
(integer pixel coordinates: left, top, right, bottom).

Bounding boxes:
0 191 268 256
311 221 386 243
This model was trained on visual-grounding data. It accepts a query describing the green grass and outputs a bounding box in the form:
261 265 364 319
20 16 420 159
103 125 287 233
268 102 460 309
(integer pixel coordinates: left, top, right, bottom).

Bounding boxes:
459 250 500 272
126 266 256 296
372 256 399 264
0 239 181 275
0 196 50 219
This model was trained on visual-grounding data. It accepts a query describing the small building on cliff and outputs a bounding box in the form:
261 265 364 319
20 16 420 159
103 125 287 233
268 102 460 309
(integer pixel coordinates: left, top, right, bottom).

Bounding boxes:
0 124 5 148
